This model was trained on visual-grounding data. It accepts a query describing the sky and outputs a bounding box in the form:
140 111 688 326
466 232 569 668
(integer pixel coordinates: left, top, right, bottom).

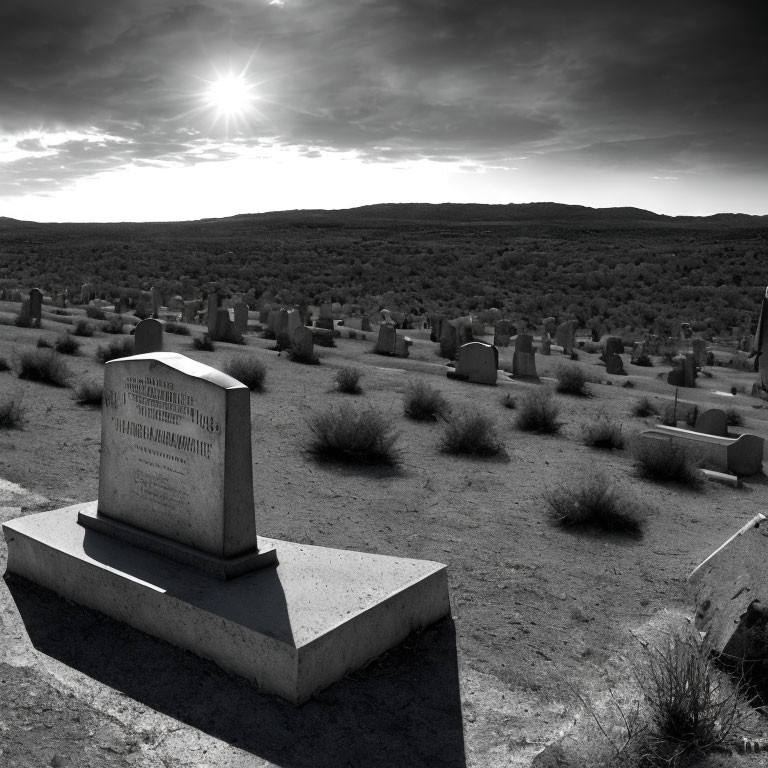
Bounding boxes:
1 0 766 222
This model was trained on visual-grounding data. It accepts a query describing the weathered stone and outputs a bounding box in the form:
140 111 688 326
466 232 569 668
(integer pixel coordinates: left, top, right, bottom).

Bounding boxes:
150 287 162 318
213 308 233 342
512 334 538 378
601 335 624 361
667 354 696 388
292 325 315 359
81 284 93 304
680 322 693 339
18 298 31 324
393 334 412 357
233 302 249 336
539 337 551 355
604 352 626 375
207 292 220 336
542 317 557 337
134 318 164 355
183 300 197 323
694 408 729 437
692 338 708 367
449 342 498 385
29 288 42 327
554 321 577 356
375 323 397 355
361 316 372 332
86 352 275 576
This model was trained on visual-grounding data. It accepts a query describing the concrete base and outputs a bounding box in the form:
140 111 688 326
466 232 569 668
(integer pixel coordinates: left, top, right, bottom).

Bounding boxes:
3 502 450 703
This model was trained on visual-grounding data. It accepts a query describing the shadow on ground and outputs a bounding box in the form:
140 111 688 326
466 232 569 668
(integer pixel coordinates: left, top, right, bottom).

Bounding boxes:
6 573 466 768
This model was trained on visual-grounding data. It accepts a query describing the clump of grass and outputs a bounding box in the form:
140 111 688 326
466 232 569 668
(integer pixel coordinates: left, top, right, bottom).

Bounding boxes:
515 388 561 434
632 396 657 417
634 630 757 766
631 435 704 485
36 337 52 348
54 334 80 355
85 305 105 320
0 398 26 429
18 349 71 387
335 366 363 394
404 380 450 420
73 319 94 337
307 404 400 465
555 363 590 396
225 356 266 392
165 321 190 336
725 407 744 427
74 381 103 406
95 337 134 364
0 358 10 372
102 315 125 334
545 474 642 535
440 410 505 457
192 333 215 351
631 353 653 367
501 392 516 409
581 414 626 450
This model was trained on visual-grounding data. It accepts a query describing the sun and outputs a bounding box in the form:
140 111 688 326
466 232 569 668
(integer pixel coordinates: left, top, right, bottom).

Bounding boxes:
205 74 256 118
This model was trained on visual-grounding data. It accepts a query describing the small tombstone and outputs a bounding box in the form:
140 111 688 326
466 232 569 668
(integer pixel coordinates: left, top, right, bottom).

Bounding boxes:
374 323 397 355
184 300 197 324
428 315 444 342
452 316 474 347
692 338 707 367
512 334 538 378
601 335 624 361
539 337 551 355
393 334 412 357
292 325 315 359
361 316 372 333
605 353 626 375
542 317 557 337
274 309 292 349
439 321 460 359
117 296 129 315
150 287 162 318
57 292 67 309
214 308 233 342
667 354 696 388
207 293 220 336
19 298 31 325
233 302 249 336
449 342 498 385
694 408 729 437
316 303 334 331
258 308 270 324
29 288 42 327
134 318 163 355
135 291 152 320
554 321 577 356
81 284 93 304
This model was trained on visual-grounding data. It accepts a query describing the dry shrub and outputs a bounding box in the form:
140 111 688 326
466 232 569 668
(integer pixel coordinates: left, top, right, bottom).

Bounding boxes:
18 349 71 387
631 435 704 485
102 315 126 334
335 366 363 394
74 381 103 406
515 388 561 434
545 474 643 535
404 380 449 421
54 334 80 355
440 410 505 457
164 321 190 335
725 407 744 427
73 319 94 337
85 304 105 320
225 356 266 392
307 404 400 465
192 333 215 351
555 363 590 396
581 415 626 450
0 398 26 429
96 337 134 363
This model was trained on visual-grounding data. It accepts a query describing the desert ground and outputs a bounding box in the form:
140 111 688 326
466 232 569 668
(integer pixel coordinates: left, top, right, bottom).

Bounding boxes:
2 301 768 767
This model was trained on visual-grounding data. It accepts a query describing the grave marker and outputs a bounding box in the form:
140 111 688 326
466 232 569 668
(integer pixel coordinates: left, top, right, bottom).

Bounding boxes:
512 334 538 378
134 318 164 355
233 302 249 336
448 342 498 385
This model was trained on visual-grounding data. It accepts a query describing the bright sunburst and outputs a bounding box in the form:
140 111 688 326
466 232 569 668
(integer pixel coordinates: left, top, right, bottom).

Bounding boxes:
205 74 256 118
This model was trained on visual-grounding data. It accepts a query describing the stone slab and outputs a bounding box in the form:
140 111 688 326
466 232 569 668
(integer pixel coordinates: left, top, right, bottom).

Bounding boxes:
3 504 450 704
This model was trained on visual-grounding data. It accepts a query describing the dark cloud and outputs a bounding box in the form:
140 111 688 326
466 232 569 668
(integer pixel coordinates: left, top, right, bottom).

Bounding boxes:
0 0 766 196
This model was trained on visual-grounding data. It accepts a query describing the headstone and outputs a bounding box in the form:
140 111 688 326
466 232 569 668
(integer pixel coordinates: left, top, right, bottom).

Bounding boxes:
692 338 707 367
605 353 626 375
81 352 276 577
134 318 163 355
292 326 315 359
512 334 538 378
316 304 334 331
258 308 270 324
82 284 93 304
539 337 551 355
233 302 249 336
694 409 728 437
18 298 31 325
667 354 696 388
361 316 372 333
213 308 233 342
135 291 152 320
680 322 693 340
274 308 300 349
542 317 557 337
450 342 498 385
374 323 397 355
29 288 42 328
207 292 220 336
184 300 197 324
601 335 624 361
439 320 460 359
393 334 412 357
554 321 577 356
150 287 162 319
428 315 444 342
493 320 515 347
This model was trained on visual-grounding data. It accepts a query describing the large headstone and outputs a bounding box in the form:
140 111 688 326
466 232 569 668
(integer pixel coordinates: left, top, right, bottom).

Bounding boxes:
449 342 498 385
29 288 42 328
83 352 276 577
374 323 397 355
134 318 164 355
512 334 538 378
694 408 729 437
233 302 249 336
